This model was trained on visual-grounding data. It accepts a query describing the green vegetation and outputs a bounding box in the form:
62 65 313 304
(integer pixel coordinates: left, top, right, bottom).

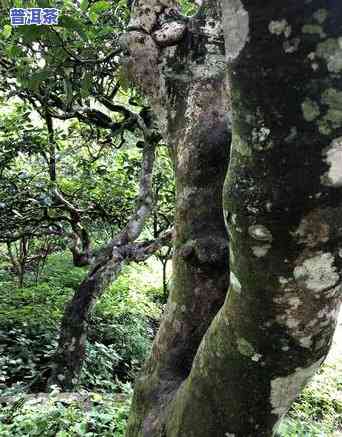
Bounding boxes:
279 361 341 436
0 0 340 435
0 252 163 395
0 392 131 436
0 251 165 435
0 252 340 436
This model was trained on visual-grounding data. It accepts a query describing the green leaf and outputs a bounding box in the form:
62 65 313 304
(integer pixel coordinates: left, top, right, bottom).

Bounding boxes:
89 1 111 14
5 45 24 58
2 24 12 39
80 0 89 11
16 26 43 43
30 70 50 81
59 15 87 40
89 11 98 24
117 66 131 92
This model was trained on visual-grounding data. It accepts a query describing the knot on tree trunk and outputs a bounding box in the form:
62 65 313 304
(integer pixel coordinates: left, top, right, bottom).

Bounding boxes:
178 236 229 265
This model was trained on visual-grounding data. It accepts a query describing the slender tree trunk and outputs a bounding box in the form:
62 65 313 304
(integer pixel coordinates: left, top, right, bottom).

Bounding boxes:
7 240 27 287
47 143 159 390
161 256 168 302
125 0 342 436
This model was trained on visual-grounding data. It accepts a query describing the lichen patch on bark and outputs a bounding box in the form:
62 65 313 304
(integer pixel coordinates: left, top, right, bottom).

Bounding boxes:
316 37 342 73
230 271 241 293
293 252 339 293
221 0 249 61
251 244 271 257
270 358 324 418
248 225 273 242
321 137 342 187
268 19 292 37
301 98 320 122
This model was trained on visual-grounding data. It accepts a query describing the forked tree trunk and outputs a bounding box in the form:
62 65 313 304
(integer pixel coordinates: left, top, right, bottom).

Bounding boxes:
125 0 342 436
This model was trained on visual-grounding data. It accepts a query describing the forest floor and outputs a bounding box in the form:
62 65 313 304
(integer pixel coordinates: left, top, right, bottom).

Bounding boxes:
0 254 341 436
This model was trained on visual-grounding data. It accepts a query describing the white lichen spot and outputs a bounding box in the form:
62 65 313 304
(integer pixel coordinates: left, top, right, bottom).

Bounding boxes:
230 271 242 293
279 276 289 285
293 252 339 292
251 353 262 362
316 38 342 73
252 126 273 150
237 337 257 357
247 205 259 214
225 433 235 437
221 0 249 62
321 137 342 187
266 201 272 212
299 336 313 348
248 225 273 242
252 244 271 257
301 98 320 122
283 37 300 54
269 19 292 38
302 24 325 38
153 22 186 46
252 126 271 142
270 358 324 417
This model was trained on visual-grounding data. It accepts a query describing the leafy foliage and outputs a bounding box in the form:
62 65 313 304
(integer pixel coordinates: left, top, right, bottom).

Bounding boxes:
0 391 131 436
0 252 163 394
279 362 342 436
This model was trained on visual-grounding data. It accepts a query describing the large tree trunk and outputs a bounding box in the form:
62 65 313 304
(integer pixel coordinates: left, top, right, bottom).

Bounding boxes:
125 0 342 436
124 0 231 434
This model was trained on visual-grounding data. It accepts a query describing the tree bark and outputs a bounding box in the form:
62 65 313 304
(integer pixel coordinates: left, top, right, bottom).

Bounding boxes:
126 0 342 436
124 0 231 434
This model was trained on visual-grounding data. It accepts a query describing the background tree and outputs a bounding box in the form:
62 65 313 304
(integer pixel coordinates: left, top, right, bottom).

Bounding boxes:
0 0 175 389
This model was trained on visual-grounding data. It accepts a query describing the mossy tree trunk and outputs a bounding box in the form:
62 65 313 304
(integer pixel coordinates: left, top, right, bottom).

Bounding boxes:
123 0 231 434
125 0 342 436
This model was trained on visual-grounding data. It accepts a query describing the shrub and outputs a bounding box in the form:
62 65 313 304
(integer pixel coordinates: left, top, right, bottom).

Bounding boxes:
0 391 132 436
0 253 162 393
